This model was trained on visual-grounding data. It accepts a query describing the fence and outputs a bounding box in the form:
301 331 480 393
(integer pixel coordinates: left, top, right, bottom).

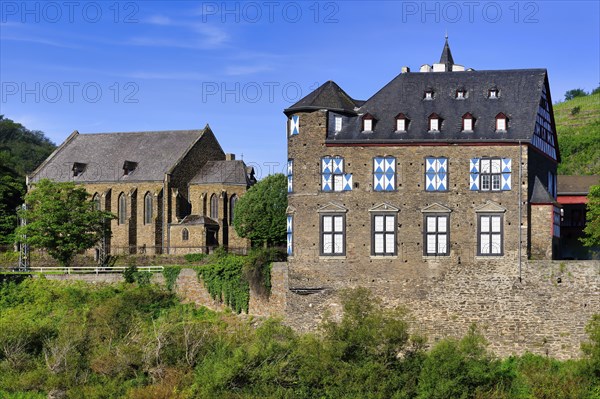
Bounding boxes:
25 266 164 274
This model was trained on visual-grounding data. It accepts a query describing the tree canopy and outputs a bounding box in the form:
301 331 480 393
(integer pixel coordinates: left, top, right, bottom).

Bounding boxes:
232 173 287 247
16 179 114 266
581 184 600 249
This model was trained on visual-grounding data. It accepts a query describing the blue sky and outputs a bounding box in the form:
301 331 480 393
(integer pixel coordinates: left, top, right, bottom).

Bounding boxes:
1 1 598 178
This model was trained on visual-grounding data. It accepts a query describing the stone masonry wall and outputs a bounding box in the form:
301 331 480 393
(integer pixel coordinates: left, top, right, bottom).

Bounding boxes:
40 263 288 318
285 260 600 360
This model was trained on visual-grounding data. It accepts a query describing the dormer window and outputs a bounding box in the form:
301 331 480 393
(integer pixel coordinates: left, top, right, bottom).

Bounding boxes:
123 160 138 176
395 113 409 132
456 89 466 99
424 89 434 100
72 162 87 177
362 113 375 132
496 113 507 131
489 88 499 99
334 116 343 133
428 113 441 132
462 113 474 132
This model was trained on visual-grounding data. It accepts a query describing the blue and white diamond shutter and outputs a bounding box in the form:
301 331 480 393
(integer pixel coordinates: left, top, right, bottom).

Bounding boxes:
286 216 293 255
425 157 447 191
437 158 447 190
373 157 395 191
321 157 332 191
343 174 352 191
501 158 511 190
287 159 293 193
470 158 480 190
289 115 299 136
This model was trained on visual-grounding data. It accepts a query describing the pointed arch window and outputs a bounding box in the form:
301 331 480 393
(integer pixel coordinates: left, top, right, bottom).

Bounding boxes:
229 195 237 225
92 193 100 211
210 194 219 220
182 228 189 241
496 113 508 131
428 113 441 132
362 113 375 132
395 113 409 132
462 113 474 132
118 193 126 225
144 192 153 225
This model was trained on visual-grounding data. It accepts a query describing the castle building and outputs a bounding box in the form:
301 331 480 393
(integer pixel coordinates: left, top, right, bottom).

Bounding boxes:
285 40 560 311
28 126 255 256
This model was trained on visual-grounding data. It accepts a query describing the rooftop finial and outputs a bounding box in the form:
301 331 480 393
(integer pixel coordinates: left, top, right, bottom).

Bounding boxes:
445 31 448 40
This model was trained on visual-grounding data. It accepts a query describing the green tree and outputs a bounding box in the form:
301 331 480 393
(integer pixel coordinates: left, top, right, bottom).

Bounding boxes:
0 172 25 245
233 173 286 247
581 185 600 248
16 179 114 266
564 88 588 101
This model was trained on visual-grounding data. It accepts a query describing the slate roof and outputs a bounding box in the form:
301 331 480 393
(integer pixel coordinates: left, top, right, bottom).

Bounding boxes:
190 160 253 186
557 175 600 195
30 129 207 183
530 176 558 204
439 37 455 69
284 80 360 115
324 68 549 144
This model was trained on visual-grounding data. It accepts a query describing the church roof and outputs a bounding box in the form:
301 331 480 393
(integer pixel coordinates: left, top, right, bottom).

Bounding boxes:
190 160 254 186
284 80 360 115
30 128 210 183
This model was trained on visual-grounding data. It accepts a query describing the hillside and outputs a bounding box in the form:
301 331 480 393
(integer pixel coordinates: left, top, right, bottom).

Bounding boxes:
0 116 56 177
554 93 600 175
0 116 55 245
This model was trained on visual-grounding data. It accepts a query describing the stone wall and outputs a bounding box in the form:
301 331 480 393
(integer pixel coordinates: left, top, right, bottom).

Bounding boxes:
284 260 600 360
40 264 288 318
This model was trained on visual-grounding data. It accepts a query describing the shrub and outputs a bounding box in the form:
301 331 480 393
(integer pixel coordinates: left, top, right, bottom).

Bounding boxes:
184 253 207 263
123 264 137 284
571 106 581 115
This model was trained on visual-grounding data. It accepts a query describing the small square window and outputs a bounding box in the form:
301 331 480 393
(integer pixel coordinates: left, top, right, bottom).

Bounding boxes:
425 91 433 100
489 89 499 99
363 118 373 132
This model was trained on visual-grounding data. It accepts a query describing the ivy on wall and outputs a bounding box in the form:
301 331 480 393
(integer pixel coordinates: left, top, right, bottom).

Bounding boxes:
162 266 182 292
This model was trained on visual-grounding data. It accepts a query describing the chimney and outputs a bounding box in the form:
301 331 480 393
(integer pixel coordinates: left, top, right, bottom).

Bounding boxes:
225 153 235 161
401 66 410 73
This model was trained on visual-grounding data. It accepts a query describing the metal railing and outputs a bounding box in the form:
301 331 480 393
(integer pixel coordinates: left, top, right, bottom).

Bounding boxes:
26 266 164 275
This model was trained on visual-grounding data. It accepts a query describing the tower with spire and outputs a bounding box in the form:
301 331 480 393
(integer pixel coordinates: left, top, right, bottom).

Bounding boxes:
419 35 466 72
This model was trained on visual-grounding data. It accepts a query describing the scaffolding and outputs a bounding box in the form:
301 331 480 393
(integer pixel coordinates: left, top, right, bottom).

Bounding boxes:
17 204 29 270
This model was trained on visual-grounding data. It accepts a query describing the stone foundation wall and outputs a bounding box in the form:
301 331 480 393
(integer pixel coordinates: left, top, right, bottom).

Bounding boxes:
284 260 600 360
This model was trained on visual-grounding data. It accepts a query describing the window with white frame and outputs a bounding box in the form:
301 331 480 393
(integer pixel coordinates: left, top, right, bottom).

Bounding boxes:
496 113 507 131
480 159 501 191
395 113 408 132
478 214 503 255
372 214 396 256
424 90 434 100
429 113 441 132
489 88 499 98
321 214 345 255
363 115 374 132
470 158 511 191
456 89 466 99
424 214 449 256
462 113 474 132
334 116 343 132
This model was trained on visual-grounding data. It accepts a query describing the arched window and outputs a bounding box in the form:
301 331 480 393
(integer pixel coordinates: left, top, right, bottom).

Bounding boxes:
144 192 153 225
118 193 126 225
210 194 219 220
92 193 100 210
229 195 238 225
182 228 189 241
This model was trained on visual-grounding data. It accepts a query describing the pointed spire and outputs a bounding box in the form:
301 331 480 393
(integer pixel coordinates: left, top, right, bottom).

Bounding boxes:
439 35 454 69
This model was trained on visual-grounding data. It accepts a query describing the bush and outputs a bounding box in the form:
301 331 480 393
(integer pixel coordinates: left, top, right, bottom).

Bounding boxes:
571 106 581 115
184 253 207 263
123 264 137 284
